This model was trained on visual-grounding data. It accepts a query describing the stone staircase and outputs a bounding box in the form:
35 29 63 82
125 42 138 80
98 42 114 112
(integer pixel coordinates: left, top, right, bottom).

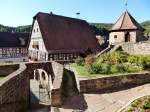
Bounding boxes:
96 45 112 57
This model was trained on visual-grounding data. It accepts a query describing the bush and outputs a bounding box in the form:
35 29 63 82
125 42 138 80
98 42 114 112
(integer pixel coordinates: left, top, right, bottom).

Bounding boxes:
89 64 102 74
120 64 142 73
127 55 142 65
100 63 112 74
85 55 95 67
75 57 85 66
143 55 150 70
88 63 141 75
110 64 120 73
89 63 112 74
97 51 128 64
127 55 150 70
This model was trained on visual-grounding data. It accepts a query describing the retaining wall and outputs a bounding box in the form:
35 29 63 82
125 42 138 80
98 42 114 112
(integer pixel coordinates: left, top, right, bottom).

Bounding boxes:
0 64 29 112
0 61 77 112
80 72 150 93
121 41 150 54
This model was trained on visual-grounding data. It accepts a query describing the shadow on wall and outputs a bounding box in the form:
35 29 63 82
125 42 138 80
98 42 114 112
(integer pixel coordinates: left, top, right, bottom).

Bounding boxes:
62 94 88 111
0 101 27 112
61 69 88 110
61 69 79 97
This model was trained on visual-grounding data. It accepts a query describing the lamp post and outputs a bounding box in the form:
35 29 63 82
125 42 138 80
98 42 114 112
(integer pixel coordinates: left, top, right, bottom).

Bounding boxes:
76 12 80 18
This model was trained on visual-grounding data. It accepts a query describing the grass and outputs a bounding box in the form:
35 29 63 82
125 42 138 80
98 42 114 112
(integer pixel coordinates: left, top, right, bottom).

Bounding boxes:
70 63 97 77
70 63 143 77
0 77 4 80
0 76 4 80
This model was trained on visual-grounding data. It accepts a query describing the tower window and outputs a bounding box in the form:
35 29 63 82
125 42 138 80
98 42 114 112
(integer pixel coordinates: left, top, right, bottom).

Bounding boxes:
114 35 117 38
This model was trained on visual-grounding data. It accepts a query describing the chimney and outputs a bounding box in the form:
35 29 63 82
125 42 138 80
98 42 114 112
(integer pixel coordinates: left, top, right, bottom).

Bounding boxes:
50 11 53 15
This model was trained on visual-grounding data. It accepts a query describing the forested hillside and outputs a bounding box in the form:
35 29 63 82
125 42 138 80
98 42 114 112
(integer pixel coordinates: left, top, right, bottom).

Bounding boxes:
0 20 150 36
141 21 150 34
0 24 31 33
90 23 113 37
90 20 150 37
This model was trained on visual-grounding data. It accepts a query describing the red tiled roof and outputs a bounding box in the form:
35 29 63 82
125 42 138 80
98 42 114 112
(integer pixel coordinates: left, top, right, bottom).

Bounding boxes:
110 10 144 31
33 12 101 53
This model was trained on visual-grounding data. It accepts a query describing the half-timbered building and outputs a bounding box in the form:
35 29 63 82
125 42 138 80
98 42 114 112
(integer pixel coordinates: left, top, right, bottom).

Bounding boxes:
0 32 29 62
29 12 101 61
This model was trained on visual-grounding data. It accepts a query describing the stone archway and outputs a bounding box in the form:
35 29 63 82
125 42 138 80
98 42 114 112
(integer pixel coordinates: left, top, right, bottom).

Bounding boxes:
30 69 53 108
125 32 130 42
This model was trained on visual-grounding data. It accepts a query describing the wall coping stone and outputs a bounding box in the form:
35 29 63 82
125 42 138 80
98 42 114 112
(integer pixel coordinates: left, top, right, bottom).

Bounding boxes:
78 71 150 81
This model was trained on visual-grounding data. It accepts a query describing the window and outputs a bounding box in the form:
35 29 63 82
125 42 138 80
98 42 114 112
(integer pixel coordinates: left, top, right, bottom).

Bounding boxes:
114 35 117 38
37 28 39 32
32 41 39 49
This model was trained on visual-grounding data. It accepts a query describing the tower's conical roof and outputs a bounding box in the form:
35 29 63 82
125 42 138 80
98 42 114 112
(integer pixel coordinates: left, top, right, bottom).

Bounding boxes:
110 10 144 31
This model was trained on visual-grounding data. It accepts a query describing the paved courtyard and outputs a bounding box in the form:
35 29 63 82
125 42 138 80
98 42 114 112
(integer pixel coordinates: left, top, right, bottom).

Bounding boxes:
58 83 150 112
28 83 150 112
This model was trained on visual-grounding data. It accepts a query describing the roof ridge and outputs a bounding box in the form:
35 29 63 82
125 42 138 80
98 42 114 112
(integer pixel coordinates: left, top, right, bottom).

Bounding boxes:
34 12 86 23
119 11 127 29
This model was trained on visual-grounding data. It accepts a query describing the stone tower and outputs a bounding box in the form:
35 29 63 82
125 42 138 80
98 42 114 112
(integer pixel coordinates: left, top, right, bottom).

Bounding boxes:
109 10 145 45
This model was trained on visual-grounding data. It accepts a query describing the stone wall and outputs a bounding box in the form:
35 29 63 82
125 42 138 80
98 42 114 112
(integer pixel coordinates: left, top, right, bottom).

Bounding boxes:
80 72 150 93
109 31 137 45
0 64 29 112
0 61 75 111
121 41 150 54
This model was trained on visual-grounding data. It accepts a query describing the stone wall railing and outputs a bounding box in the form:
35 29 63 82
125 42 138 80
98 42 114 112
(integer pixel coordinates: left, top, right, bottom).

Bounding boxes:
122 41 150 54
0 63 29 112
80 72 150 93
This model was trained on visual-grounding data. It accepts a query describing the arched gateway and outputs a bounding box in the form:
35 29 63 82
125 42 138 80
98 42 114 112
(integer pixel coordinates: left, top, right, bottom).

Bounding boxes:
30 69 53 107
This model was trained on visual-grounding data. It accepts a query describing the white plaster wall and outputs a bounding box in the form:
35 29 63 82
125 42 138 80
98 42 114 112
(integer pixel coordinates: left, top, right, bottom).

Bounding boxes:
29 20 47 52
29 19 48 61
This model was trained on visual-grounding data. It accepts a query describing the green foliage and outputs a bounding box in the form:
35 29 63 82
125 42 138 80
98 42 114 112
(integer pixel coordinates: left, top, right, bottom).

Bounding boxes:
75 57 85 66
143 56 150 69
73 51 150 76
15 25 31 33
89 64 102 74
85 55 95 67
88 63 141 74
70 63 96 77
141 21 150 34
0 20 150 34
127 55 150 70
97 51 129 64
126 96 150 112
127 55 142 65
0 24 31 33
90 21 150 37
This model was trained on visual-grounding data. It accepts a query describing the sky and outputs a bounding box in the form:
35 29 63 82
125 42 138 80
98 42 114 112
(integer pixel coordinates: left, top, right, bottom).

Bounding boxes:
0 0 150 27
